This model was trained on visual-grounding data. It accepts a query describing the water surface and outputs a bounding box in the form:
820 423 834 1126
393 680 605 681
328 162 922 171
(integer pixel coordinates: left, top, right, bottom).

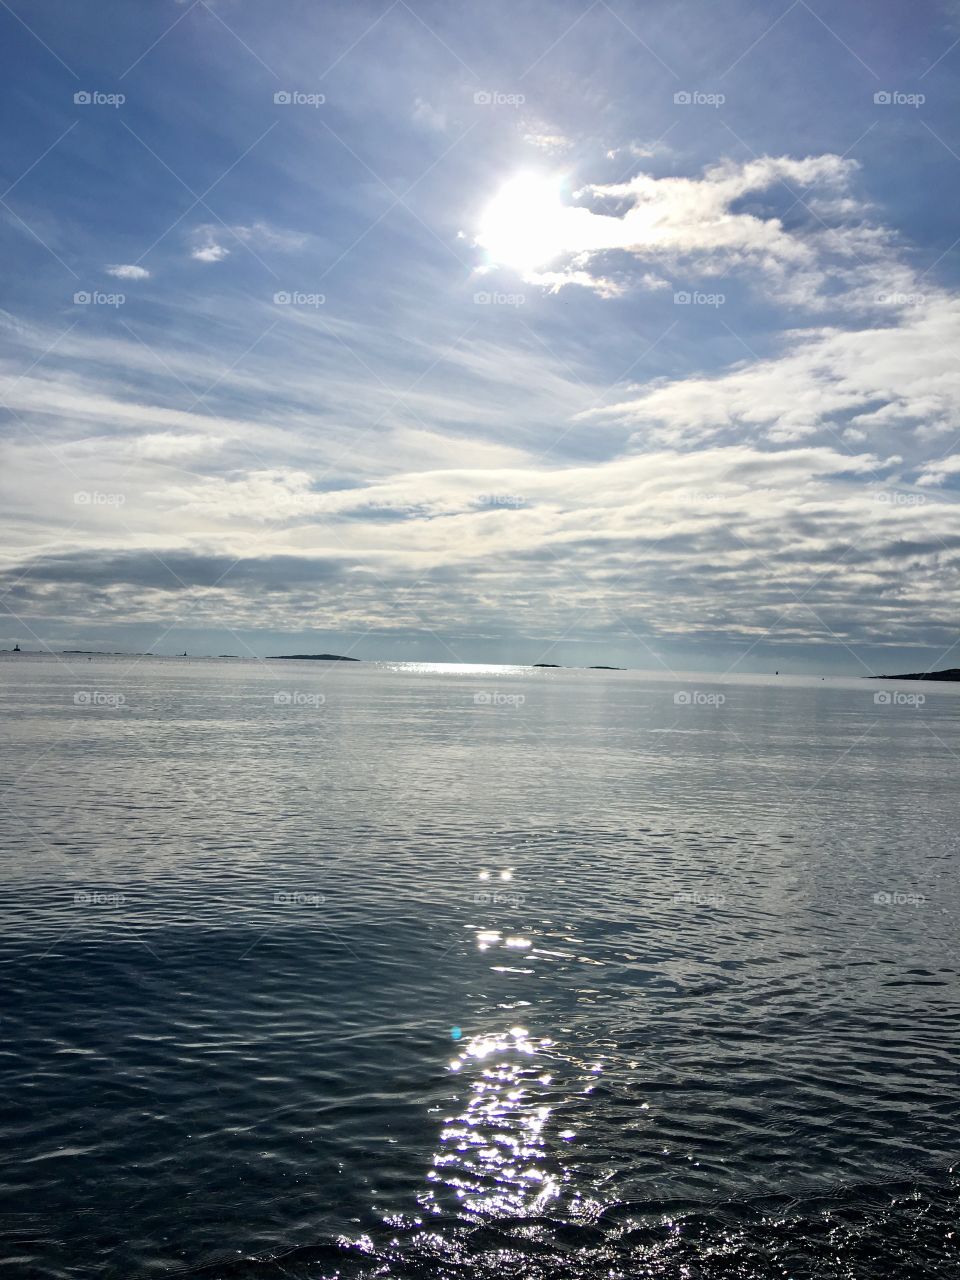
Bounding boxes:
1 656 957 1277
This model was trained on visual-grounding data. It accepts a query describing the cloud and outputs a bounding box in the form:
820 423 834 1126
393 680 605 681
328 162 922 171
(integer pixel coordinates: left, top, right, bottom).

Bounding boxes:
189 221 307 263
589 292 960 453
476 154 869 297
522 130 573 154
229 221 308 251
191 242 230 263
132 432 225 461
105 264 150 280
412 97 447 131
606 139 675 161
5 442 959 656
917 455 960 487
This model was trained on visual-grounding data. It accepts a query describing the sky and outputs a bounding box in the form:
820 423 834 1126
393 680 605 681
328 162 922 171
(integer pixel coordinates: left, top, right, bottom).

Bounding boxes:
1 0 959 673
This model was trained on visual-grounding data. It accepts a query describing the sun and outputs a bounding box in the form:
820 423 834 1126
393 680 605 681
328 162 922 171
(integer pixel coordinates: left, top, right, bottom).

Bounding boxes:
475 173 570 275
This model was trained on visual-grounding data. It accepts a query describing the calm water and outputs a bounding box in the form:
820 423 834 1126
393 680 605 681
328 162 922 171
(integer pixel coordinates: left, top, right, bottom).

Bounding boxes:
1 656 958 1279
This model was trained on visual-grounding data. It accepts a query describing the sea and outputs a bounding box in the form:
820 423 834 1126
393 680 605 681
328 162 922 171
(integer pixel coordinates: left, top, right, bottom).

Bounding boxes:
0 654 958 1278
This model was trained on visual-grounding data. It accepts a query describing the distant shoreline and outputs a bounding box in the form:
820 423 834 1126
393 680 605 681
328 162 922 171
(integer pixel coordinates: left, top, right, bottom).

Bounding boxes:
870 668 960 683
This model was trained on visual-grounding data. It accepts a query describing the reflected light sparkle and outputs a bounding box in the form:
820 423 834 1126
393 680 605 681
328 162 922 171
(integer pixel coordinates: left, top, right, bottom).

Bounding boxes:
422 1026 566 1221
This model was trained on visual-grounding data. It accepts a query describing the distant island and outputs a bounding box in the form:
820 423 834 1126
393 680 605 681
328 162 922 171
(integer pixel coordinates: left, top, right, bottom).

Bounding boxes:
532 662 625 670
531 662 626 670
62 649 151 656
872 668 960 682
266 653 360 661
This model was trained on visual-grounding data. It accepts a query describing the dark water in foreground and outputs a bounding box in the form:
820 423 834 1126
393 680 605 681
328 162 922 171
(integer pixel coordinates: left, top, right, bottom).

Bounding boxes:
1 656 958 1278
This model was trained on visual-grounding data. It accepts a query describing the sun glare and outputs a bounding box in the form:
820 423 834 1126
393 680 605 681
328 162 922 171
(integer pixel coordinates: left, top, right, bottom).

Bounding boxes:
476 173 569 274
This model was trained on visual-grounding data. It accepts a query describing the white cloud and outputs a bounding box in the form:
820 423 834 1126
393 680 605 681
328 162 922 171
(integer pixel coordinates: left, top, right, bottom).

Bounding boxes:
189 221 307 263
606 139 674 161
229 221 308 251
476 154 868 297
191 243 230 263
105 264 150 280
589 293 960 453
6 442 959 652
917 455 960 486
132 432 225 461
522 130 573 154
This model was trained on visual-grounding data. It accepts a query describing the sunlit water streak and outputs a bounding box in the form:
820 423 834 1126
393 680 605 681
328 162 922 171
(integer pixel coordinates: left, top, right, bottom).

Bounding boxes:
426 1026 566 1219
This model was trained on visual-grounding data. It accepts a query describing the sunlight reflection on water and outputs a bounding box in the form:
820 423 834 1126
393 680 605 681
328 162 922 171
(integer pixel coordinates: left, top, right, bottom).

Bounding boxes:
424 1026 567 1220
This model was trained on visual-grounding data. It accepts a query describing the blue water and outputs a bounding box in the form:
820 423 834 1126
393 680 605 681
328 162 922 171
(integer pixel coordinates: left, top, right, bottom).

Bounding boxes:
1 656 958 1278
